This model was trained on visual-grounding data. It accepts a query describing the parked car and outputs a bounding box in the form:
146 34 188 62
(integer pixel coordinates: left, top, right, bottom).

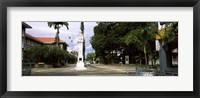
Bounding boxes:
85 61 90 65
90 61 94 64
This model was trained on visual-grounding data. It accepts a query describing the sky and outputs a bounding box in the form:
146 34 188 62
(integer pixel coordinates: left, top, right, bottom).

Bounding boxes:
25 22 97 56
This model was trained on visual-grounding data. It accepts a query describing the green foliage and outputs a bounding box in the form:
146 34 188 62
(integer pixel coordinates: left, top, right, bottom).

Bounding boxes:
86 52 95 61
24 45 77 66
160 22 178 47
47 46 65 63
48 22 69 30
91 22 177 65
24 46 49 62
91 22 123 64
123 23 158 65
91 22 156 64
67 53 77 64
124 23 157 48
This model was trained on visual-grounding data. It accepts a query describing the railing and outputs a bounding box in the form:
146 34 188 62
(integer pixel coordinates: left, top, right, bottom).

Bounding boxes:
135 67 157 76
135 66 178 76
22 62 34 76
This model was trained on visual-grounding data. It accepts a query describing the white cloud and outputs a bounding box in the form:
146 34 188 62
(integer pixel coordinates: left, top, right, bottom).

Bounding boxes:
86 44 92 50
73 45 79 51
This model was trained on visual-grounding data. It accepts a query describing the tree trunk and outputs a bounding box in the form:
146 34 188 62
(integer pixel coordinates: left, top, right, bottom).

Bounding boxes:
83 39 85 62
56 27 59 46
144 46 148 66
57 58 60 66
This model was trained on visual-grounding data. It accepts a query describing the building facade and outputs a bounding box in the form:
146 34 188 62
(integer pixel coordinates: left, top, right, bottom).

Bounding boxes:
22 22 68 62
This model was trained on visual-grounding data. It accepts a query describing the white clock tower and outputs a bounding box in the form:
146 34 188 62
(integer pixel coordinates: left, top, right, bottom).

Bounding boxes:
75 32 86 70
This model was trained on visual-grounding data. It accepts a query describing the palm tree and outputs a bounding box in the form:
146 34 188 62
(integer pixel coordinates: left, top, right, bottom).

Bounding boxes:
47 22 69 46
124 23 157 66
47 22 69 66
80 22 85 61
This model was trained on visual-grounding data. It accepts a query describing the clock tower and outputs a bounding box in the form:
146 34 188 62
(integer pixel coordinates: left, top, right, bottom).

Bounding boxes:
75 32 86 70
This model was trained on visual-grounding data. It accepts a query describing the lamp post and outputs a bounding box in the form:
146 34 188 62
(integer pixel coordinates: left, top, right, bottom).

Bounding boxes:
115 47 126 65
121 48 125 65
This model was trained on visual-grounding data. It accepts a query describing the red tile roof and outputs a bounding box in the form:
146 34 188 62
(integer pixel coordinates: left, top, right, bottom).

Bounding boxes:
36 37 65 43
25 33 43 43
25 33 66 44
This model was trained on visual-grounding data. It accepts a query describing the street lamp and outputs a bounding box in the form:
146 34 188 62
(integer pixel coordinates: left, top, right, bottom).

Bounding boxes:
121 48 125 65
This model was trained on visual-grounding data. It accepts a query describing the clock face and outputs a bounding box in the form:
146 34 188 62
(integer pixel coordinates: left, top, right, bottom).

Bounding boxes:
78 33 83 41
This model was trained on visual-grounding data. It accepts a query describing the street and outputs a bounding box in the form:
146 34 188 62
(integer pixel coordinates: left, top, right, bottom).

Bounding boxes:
31 64 137 76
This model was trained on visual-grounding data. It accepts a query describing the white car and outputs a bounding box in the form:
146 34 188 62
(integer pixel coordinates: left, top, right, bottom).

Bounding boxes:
85 61 90 65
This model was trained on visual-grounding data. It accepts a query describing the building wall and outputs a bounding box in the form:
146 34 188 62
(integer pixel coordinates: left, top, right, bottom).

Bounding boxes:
43 43 67 51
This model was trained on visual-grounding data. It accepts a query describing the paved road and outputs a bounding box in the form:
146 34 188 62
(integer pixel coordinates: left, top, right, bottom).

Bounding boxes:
31 64 136 76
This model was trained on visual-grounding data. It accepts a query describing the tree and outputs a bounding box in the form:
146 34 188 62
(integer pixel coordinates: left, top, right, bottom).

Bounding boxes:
80 22 84 32
24 45 78 67
47 22 69 46
47 46 68 66
80 22 85 61
67 53 77 64
91 22 160 65
123 23 158 66
91 22 178 66
25 45 50 62
91 22 121 64
86 52 95 61
158 22 178 48
91 22 132 64
157 22 178 68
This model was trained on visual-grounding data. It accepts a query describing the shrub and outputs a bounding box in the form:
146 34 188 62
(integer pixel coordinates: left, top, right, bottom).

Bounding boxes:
24 45 76 67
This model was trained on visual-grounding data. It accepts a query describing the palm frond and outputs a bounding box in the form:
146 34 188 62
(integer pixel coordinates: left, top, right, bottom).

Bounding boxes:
63 22 69 30
47 22 69 30
47 22 54 28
